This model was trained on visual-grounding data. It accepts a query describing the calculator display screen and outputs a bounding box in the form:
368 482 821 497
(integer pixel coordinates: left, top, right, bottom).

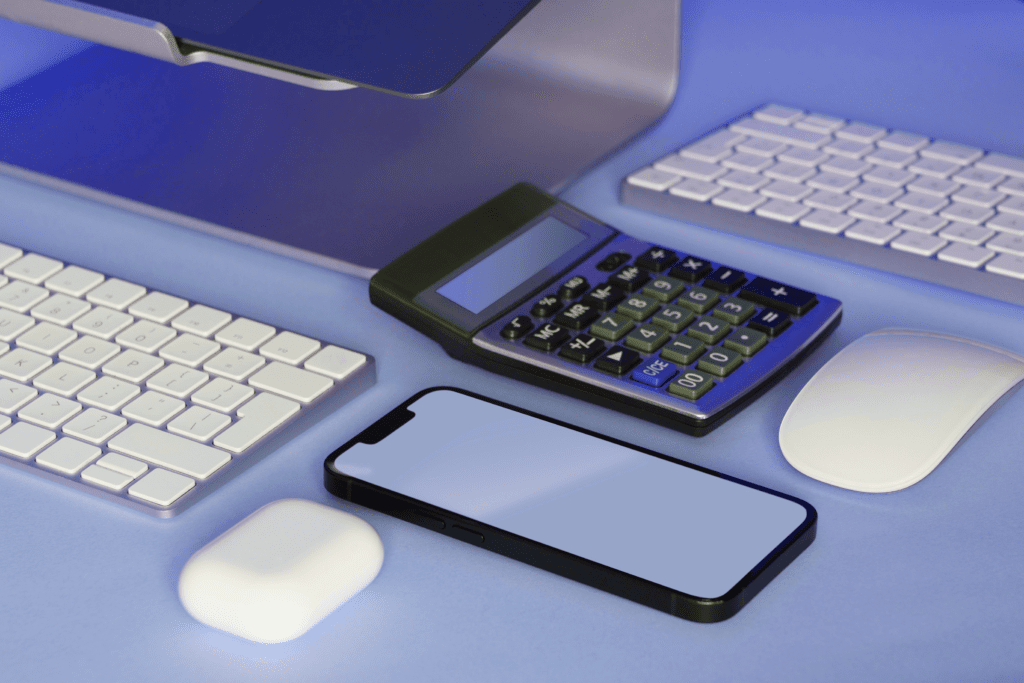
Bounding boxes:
436 217 586 314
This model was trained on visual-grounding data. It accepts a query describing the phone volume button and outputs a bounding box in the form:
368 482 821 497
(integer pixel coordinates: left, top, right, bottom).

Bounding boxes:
450 525 485 545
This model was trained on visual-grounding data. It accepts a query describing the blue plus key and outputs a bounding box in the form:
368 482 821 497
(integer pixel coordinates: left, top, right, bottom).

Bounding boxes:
631 357 678 388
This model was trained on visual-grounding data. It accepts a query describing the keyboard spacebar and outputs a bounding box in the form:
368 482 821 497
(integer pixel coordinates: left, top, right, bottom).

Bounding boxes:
108 424 231 479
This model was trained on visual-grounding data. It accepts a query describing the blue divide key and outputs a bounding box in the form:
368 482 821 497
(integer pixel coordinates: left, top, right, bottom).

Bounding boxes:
632 357 678 387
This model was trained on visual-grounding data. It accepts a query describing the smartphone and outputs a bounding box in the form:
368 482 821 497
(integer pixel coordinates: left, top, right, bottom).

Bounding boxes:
324 388 816 622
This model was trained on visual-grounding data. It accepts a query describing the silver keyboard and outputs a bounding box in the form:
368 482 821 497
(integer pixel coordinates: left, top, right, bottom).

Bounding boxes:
622 104 1024 306
0 242 374 517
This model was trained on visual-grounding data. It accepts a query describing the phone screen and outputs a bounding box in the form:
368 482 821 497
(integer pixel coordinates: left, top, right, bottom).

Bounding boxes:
329 389 811 602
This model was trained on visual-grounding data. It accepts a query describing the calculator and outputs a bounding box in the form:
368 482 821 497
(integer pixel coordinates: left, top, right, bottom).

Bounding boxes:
369 183 842 435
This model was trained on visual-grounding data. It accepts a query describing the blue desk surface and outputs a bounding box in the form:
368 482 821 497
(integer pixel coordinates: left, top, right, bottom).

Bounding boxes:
2 1 1024 680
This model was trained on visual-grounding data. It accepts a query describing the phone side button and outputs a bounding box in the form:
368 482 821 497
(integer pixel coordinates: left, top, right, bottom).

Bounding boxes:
450 525 485 545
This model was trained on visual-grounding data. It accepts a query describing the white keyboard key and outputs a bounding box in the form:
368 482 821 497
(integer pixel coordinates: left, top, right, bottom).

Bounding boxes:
877 131 929 153
258 331 320 365
191 377 255 413
850 182 903 204
59 336 121 370
77 376 140 411
987 212 1024 236
847 200 901 223
103 349 164 383
763 162 815 183
721 152 772 173
717 170 769 192
938 222 995 246
984 232 1024 256
18 393 82 429
652 155 726 182
920 141 983 165
806 172 858 193
668 178 723 202
711 188 766 212
986 253 1024 279
81 464 134 491
0 379 37 414
625 167 680 191
167 406 232 442
30 294 91 325
996 177 1024 197
0 414 10 431
97 453 148 478
4 254 63 284
158 333 220 367
799 210 856 234
778 147 829 166
128 469 195 506
304 346 367 380
803 190 856 212
0 243 24 268
753 104 803 124
890 232 948 257
863 165 915 187
128 292 189 323
835 122 885 144
794 113 844 133
976 153 1024 179
33 362 96 398
953 167 1005 189
0 421 56 459
115 320 176 353
894 192 948 214
939 202 995 225
17 322 77 355
823 138 873 159
62 408 127 444
121 391 185 426
72 306 134 340
203 348 265 381
952 186 1006 209
736 137 788 157
760 180 812 202
171 304 232 337
215 318 276 352
755 199 810 223
214 392 300 453
730 117 831 148
820 156 871 177
843 220 901 245
248 362 332 403
109 423 230 479
86 278 146 310
0 309 35 342
908 157 961 178
146 364 209 399
0 281 50 313
998 195 1024 217
35 437 101 475
937 242 995 268
679 131 743 162
0 348 53 382
907 176 960 197
864 148 916 169
893 212 947 234
44 265 104 297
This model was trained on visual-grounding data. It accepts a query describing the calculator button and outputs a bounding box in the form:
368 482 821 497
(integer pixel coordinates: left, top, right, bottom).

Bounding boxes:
676 286 720 313
724 327 768 356
739 277 818 314
668 369 716 400
712 297 757 324
554 302 599 330
641 276 686 303
747 308 791 336
594 346 641 375
609 265 650 292
686 316 731 344
596 252 631 272
590 313 635 342
669 255 712 282
702 266 747 293
631 358 678 388
624 324 671 353
650 305 695 333
635 247 678 272
530 295 562 318
616 294 660 322
558 276 589 300
523 323 570 352
558 334 606 364
581 284 626 311
660 336 705 365
500 315 534 340
697 347 743 377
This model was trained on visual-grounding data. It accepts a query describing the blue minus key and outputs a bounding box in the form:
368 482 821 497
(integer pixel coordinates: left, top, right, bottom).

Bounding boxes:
632 357 678 387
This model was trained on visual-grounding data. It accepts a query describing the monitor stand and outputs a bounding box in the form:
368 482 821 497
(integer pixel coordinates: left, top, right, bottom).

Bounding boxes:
0 0 679 272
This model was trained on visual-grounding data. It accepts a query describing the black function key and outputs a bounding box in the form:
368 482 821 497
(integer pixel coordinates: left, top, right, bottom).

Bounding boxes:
594 346 641 375
635 246 677 272
555 302 599 330
669 255 712 282
739 277 818 315
523 323 570 352
558 275 589 300
703 266 747 293
596 252 632 272
500 315 534 340
610 265 650 292
582 284 626 311
747 308 791 336
558 334 606 363
530 294 562 318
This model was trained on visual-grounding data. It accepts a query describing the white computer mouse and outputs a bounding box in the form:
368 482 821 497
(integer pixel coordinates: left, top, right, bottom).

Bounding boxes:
779 329 1024 493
